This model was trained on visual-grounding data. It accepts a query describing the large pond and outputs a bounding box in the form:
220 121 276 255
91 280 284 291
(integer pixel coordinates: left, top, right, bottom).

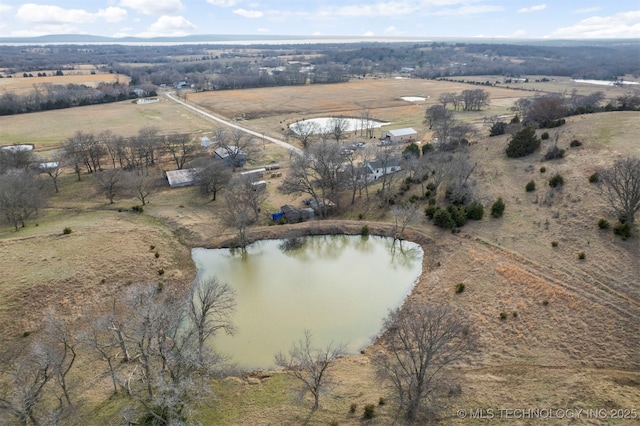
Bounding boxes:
192 235 423 370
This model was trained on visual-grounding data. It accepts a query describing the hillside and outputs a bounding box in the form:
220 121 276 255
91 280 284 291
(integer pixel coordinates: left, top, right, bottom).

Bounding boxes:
0 81 638 424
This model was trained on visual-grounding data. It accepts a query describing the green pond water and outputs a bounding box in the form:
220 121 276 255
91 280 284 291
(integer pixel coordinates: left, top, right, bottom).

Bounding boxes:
191 235 423 370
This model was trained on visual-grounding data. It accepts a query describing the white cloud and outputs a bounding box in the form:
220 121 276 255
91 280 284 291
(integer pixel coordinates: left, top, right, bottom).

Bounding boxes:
573 7 601 14
384 26 397 34
119 0 183 16
257 27 269 33
207 0 240 6
0 4 12 14
233 8 263 18
549 10 640 38
432 5 504 16
14 4 127 28
363 31 374 36
11 24 83 37
518 4 547 13
97 7 128 23
140 15 195 37
334 2 417 17
16 4 96 23
323 0 501 18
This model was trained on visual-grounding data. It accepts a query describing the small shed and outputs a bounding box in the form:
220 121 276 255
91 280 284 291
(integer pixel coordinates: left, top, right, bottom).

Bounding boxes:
214 145 248 167
165 168 197 188
281 205 301 222
300 208 315 219
308 198 336 215
383 128 417 144
201 136 211 148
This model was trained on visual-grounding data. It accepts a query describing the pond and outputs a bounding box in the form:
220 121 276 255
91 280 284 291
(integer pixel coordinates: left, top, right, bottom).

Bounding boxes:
289 117 390 135
192 235 423 370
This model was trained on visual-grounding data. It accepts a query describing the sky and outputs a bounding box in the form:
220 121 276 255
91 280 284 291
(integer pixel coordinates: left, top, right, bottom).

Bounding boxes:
0 0 639 39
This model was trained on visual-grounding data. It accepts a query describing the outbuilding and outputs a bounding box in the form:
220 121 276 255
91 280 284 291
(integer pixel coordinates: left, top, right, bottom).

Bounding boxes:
214 145 247 168
382 128 417 144
165 168 198 188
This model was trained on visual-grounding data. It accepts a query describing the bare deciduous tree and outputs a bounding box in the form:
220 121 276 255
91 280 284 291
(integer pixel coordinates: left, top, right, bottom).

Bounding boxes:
214 127 258 171
274 330 345 411
187 277 236 364
0 343 52 425
0 170 46 231
220 178 262 248
390 203 419 241
372 144 403 206
117 279 236 424
328 116 349 144
373 302 476 422
280 141 346 217
192 157 232 201
83 315 123 395
40 154 65 193
0 146 34 172
597 156 640 225
95 168 123 204
125 171 154 206
41 310 78 408
289 120 319 149
162 133 200 170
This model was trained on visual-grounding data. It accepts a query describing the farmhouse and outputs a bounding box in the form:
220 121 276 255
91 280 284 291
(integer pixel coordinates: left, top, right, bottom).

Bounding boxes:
382 128 418 144
214 145 248 168
365 159 402 180
165 168 198 188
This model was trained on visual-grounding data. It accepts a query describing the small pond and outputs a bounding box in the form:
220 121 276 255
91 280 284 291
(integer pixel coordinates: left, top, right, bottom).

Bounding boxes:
192 235 423 370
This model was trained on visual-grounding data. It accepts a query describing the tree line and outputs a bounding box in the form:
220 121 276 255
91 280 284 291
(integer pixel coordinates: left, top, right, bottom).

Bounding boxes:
0 82 156 116
2 40 639 116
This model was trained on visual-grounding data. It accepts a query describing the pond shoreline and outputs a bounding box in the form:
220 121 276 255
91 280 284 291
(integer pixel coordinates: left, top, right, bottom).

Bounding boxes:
198 219 442 315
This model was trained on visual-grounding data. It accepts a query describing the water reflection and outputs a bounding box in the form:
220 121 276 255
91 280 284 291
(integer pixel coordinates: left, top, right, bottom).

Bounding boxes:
192 235 423 370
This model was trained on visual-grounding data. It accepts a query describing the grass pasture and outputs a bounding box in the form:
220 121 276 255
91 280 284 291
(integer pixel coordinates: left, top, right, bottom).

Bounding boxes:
0 95 214 150
187 77 540 142
1 77 640 424
449 74 640 102
0 72 130 95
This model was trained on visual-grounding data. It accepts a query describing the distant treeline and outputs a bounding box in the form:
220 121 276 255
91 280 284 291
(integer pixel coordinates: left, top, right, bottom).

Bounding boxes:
0 41 638 115
0 82 156 116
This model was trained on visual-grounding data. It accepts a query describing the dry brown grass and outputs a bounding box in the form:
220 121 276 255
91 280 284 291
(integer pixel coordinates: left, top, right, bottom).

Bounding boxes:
187 78 539 143
1 78 639 424
454 74 640 101
0 72 130 95
0 96 214 149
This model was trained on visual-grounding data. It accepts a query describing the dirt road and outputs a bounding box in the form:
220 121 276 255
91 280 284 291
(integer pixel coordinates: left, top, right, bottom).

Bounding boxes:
164 91 303 155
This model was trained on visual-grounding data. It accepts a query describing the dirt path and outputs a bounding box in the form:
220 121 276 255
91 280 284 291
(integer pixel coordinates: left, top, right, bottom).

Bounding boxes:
164 91 303 155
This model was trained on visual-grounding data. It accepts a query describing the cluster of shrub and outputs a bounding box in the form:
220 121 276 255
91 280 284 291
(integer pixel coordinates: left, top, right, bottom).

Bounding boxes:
424 200 494 230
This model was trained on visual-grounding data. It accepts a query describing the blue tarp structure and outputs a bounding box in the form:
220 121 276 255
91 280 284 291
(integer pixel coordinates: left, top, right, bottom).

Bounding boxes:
271 211 284 221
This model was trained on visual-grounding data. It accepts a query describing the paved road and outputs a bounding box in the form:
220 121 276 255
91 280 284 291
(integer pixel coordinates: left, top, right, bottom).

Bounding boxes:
165 92 303 155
